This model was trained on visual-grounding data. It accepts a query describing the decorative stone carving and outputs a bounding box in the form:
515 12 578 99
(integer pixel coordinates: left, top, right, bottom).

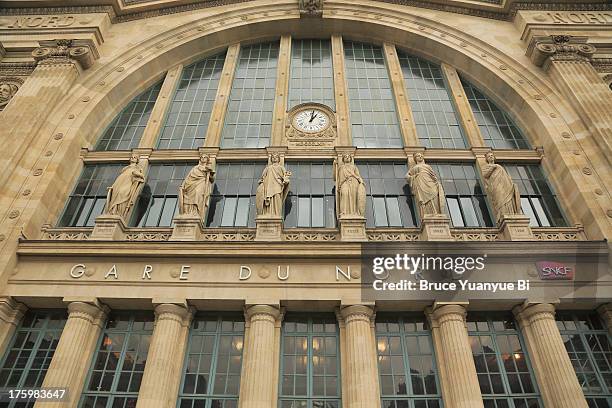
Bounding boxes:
178 153 215 220
334 153 366 218
104 153 145 221
0 77 23 111
406 152 446 219
256 153 291 218
481 152 522 224
299 0 323 17
527 35 596 70
32 39 96 70
286 103 337 148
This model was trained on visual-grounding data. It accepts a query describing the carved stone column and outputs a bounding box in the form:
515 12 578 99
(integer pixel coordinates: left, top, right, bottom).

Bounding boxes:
136 303 192 408
0 297 27 356
239 305 282 408
427 304 484 408
0 39 97 193
36 301 107 408
339 305 380 408
513 303 588 408
527 35 611 166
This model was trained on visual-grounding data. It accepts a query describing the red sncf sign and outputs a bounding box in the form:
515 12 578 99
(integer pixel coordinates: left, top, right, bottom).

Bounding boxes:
536 261 575 280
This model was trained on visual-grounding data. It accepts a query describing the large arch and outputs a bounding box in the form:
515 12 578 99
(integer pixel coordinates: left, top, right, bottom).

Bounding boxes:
3 0 611 264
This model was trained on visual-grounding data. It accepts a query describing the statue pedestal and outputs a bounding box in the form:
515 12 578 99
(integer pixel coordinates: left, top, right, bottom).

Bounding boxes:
499 215 535 241
91 214 127 241
339 216 367 242
255 216 283 241
420 215 454 241
170 215 204 241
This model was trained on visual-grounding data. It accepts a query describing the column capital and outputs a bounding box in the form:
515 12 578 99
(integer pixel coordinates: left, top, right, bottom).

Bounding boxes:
527 35 596 70
339 304 375 323
245 304 281 323
597 303 612 321
513 302 556 327
154 303 191 325
67 301 108 327
427 303 467 328
0 296 27 326
32 39 98 70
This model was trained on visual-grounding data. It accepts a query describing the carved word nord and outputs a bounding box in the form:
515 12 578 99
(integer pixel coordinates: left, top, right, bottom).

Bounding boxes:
4 16 76 28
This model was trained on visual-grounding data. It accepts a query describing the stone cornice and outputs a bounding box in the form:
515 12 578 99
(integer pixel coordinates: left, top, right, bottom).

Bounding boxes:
527 35 597 70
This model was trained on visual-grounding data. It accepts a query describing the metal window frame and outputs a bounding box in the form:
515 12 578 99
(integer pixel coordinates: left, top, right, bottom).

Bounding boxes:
279 314 342 408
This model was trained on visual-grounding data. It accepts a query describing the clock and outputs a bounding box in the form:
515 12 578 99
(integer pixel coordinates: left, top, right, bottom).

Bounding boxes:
293 108 330 133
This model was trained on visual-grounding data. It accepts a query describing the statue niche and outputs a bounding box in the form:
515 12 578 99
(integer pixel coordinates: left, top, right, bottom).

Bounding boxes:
104 154 145 221
481 152 522 224
334 154 366 219
406 152 446 219
256 154 291 218
178 153 216 221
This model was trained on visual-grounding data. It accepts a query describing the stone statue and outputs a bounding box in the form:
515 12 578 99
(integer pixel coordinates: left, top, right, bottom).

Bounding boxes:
256 154 291 218
406 152 446 218
334 154 366 218
178 153 216 220
481 152 522 223
104 154 145 220
0 81 19 111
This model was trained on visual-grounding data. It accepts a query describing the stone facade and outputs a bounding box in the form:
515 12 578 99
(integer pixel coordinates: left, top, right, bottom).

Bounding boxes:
0 0 611 407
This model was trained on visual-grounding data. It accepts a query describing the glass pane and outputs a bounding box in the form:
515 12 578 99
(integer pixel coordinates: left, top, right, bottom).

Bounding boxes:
447 197 464 227
289 39 335 109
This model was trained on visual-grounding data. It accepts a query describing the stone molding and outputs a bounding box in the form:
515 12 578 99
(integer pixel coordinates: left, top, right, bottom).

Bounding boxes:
527 35 597 70
0 296 27 326
245 304 281 323
0 62 36 77
299 0 323 17
32 39 98 70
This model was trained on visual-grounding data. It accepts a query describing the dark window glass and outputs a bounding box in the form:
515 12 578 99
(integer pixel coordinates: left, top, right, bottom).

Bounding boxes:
505 165 566 227
289 39 335 110
131 164 192 227
376 314 442 407
58 165 123 227
429 163 492 227
398 51 467 149
468 314 542 407
178 314 244 408
557 312 612 404
0 310 67 408
284 162 335 228
356 162 416 228
96 81 163 151
461 79 530 150
79 312 154 408
280 315 341 408
344 40 402 148
221 42 279 148
207 163 265 228
158 53 226 149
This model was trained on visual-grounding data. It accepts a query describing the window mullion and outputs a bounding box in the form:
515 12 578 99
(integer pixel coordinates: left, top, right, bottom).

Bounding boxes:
271 35 291 146
331 35 351 145
208 318 223 398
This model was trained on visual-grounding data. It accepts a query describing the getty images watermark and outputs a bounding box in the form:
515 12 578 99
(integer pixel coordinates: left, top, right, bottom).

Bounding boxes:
370 253 530 293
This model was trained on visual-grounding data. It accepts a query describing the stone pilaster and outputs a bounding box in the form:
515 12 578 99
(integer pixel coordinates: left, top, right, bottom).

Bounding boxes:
0 39 97 194
36 301 108 408
136 303 192 408
527 35 611 166
339 305 380 408
597 304 612 336
427 304 484 408
513 303 588 408
0 296 27 356
239 305 281 408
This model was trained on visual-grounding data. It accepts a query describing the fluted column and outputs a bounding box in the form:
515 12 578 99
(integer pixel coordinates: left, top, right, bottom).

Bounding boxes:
136 303 192 408
427 304 484 408
238 305 281 408
36 301 107 408
339 305 380 408
513 303 588 408
527 35 612 166
0 296 27 356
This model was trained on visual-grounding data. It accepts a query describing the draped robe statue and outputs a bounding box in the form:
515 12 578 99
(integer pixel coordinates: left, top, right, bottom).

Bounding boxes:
481 152 522 223
105 154 145 220
334 154 366 218
178 153 216 220
406 153 446 218
256 154 291 218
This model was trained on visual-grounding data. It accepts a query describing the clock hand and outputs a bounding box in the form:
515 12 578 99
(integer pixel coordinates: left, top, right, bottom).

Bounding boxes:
309 110 315 122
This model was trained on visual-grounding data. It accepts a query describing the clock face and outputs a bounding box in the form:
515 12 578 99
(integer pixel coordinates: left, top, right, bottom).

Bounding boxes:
293 108 330 133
